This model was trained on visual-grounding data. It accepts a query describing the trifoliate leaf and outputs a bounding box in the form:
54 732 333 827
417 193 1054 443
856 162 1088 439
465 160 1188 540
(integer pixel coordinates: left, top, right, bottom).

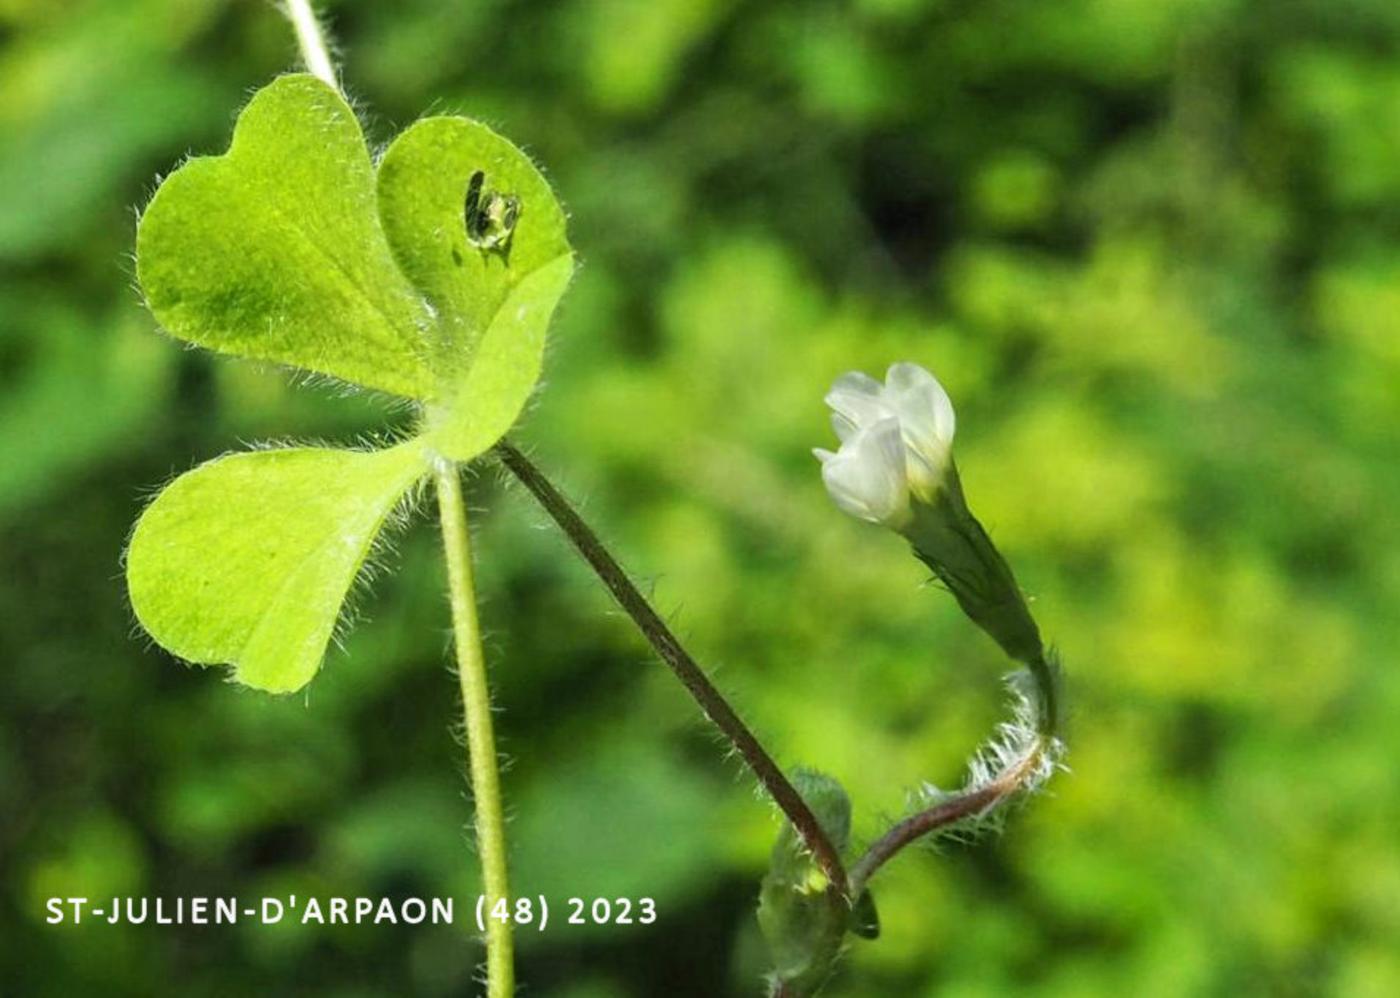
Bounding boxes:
376 116 574 459
136 74 433 398
128 76 578 695
127 441 428 693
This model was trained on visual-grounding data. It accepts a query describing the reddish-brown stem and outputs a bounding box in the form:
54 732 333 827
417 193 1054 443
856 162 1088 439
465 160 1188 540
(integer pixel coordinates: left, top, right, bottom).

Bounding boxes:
849 748 1041 895
495 440 850 898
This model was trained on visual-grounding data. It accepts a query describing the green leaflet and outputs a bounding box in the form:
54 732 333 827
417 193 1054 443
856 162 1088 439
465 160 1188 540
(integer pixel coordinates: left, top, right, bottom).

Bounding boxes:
377 116 573 459
425 253 574 458
136 75 433 398
126 441 427 694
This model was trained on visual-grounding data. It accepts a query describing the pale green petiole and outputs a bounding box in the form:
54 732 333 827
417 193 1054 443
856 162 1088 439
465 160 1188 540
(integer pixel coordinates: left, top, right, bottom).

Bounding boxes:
435 458 514 997
285 0 338 90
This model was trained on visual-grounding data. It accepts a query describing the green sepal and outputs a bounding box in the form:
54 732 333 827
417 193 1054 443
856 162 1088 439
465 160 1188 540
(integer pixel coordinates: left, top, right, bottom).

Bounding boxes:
851 888 880 940
907 462 1045 666
126 440 428 693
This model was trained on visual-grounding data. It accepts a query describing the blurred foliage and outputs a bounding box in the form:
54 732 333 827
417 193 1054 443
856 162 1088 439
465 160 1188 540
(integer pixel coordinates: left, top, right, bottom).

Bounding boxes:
3 0 1399 996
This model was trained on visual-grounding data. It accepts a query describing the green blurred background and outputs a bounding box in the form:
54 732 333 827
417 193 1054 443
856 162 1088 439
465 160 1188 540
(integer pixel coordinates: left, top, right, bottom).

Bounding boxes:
3 0 1399 995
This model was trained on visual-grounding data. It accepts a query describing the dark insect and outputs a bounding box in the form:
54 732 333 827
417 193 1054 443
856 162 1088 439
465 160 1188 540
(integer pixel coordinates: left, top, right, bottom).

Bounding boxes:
463 170 521 252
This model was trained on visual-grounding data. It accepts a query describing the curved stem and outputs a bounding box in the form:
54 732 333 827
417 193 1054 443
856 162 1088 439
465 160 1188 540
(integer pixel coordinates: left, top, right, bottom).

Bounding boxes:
284 0 338 89
437 460 514 997
849 646 1060 894
495 440 850 899
848 741 1043 895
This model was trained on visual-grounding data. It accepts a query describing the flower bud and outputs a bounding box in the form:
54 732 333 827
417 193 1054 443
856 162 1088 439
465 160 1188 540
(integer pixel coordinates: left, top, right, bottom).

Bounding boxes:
816 363 1049 686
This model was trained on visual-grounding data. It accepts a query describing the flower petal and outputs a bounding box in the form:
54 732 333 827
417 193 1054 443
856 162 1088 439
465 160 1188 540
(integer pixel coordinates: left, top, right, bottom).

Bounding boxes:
826 370 896 433
885 362 956 447
831 412 860 443
831 370 883 396
883 362 955 496
819 417 911 527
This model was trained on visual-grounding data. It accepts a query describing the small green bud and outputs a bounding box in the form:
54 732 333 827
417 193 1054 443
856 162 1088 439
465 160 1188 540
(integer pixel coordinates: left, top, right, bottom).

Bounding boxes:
758 771 853 992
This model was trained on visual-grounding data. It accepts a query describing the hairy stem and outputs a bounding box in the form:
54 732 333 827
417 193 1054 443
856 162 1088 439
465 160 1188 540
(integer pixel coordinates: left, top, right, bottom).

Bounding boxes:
272 9 512 987
283 0 338 89
848 739 1045 895
495 440 850 898
436 460 514 997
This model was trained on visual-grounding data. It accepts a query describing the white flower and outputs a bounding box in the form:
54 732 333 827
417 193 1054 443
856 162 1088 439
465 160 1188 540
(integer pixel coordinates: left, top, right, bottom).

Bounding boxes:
813 363 957 528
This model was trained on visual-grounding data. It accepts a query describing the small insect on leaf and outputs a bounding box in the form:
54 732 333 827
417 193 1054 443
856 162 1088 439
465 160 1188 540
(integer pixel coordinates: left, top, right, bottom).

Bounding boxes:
463 170 521 252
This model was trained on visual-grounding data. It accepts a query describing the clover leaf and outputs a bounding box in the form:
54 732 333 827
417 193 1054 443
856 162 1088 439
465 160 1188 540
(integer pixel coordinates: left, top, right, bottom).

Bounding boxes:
128 74 574 692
